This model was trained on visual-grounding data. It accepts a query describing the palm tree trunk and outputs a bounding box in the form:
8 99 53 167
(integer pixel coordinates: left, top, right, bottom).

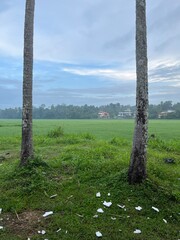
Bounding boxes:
20 0 35 166
128 0 148 184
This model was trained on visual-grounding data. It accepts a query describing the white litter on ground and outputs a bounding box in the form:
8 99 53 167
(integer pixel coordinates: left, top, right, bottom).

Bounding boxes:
38 230 46 235
111 217 116 220
163 219 167 223
108 193 111 196
134 229 141 234
0 226 3 230
96 192 101 197
50 194 57 199
43 211 53 217
56 228 62 232
135 206 142 211
93 215 99 218
96 231 102 237
117 204 125 209
152 206 159 212
103 201 112 207
0 208 2 214
97 208 104 213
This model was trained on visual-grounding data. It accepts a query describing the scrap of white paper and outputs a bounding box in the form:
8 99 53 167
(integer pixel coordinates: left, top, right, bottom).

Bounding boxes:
134 229 141 234
43 211 53 217
103 201 112 207
96 231 102 237
135 206 142 211
96 192 101 197
117 204 125 209
38 230 46 235
152 206 159 212
50 194 57 199
97 208 104 213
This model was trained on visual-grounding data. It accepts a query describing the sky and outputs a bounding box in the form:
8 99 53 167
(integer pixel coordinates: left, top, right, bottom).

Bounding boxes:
0 0 180 108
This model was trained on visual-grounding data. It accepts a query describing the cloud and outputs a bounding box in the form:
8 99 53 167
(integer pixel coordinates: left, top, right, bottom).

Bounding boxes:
63 67 136 81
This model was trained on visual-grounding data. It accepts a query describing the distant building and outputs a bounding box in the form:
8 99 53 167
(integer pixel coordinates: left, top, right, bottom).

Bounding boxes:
98 111 110 118
158 110 176 118
118 109 134 118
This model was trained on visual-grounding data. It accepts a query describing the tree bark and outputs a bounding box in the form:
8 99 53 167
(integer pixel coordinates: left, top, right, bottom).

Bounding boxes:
128 0 148 184
20 0 35 166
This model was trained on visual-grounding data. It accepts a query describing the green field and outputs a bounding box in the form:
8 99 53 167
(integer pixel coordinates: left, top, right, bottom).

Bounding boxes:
0 119 179 240
0 119 180 140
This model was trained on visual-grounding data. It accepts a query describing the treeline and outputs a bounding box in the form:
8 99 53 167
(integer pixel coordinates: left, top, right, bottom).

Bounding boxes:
0 101 180 119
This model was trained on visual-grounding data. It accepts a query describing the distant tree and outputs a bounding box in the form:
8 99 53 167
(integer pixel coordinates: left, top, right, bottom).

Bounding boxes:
128 0 148 184
161 101 172 111
20 0 35 166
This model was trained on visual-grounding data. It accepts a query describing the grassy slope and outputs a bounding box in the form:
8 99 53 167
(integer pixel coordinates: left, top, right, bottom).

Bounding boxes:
0 120 179 240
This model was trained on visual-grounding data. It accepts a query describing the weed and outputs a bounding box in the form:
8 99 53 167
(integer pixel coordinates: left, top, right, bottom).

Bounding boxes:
47 126 64 138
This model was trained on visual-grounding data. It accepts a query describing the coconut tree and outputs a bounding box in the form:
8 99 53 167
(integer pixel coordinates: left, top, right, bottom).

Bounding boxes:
20 0 35 166
128 0 148 184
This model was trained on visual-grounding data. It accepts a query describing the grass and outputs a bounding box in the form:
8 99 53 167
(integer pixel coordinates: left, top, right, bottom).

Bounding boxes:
0 119 180 140
0 120 179 239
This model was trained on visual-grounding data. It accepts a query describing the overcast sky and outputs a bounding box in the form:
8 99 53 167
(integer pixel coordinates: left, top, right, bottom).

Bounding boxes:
0 0 180 108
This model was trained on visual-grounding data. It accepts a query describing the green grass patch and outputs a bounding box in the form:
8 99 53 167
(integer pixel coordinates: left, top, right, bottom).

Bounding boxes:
0 121 179 239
